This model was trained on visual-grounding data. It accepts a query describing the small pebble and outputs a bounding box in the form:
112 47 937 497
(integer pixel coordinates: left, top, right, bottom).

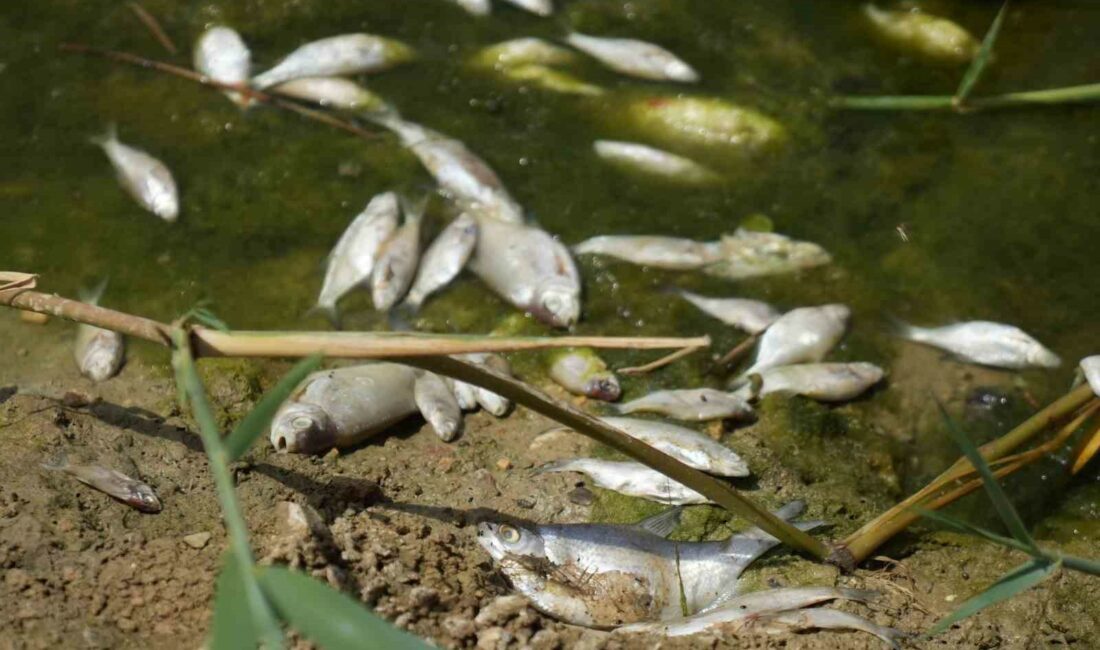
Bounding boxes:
62 390 94 408
495 458 512 471
567 486 595 506
182 532 212 549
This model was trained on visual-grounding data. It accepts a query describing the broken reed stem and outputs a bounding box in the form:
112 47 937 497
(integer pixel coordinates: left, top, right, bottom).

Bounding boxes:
619 345 701 376
126 2 178 55
710 334 759 375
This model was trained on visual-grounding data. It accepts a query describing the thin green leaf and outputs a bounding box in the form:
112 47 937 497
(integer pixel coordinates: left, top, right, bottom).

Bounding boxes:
224 355 322 462
258 566 431 650
955 1 1009 104
913 507 1032 554
927 558 1059 636
1059 553 1100 576
936 401 1041 555
210 552 259 650
184 305 231 332
830 95 955 111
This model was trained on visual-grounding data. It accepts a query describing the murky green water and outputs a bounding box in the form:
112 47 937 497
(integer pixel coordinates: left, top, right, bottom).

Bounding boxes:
2 2 1098 510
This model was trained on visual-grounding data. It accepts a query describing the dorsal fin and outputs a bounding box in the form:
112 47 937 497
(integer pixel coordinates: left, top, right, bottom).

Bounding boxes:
633 506 683 538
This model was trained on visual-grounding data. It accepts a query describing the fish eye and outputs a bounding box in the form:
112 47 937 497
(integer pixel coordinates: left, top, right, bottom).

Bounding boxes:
498 524 521 544
292 416 314 431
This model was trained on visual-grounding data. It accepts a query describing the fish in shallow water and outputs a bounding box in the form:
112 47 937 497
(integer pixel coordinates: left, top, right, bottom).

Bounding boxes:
617 388 754 422
500 0 553 16
42 452 160 513
413 371 463 441
573 235 720 270
1082 356 1100 397
271 76 385 111
193 26 252 108
548 348 620 401
736 362 885 403
864 4 978 63
404 213 478 311
74 281 124 382
565 32 698 83
315 192 400 324
91 125 178 222
252 33 414 88
703 229 832 280
896 320 1061 369
477 501 820 627
594 141 717 184
371 199 424 310
470 37 577 70
740 305 850 378
627 97 785 153
677 289 779 335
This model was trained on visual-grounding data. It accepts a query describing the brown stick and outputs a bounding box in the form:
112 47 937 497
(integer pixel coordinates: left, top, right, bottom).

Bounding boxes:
619 345 702 375
710 334 758 374
126 2 178 55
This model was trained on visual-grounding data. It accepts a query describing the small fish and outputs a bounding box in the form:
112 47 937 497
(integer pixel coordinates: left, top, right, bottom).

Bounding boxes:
272 76 385 111
677 290 779 335
502 65 604 96
193 26 252 108
765 608 907 649
703 229 832 280
1082 356 1100 397
470 37 577 70
548 348 621 401
414 371 463 441
371 198 424 310
594 141 718 184
447 0 491 16
896 320 1061 369
460 352 513 416
736 362 885 402
448 377 480 411
42 452 161 513
315 192 400 324
740 305 850 378
477 501 821 626
573 235 720 270
74 280 125 382
91 125 179 222
627 97 785 152
404 213 478 311
864 4 979 63
269 363 418 454
617 388 754 422
252 33 415 89
537 458 710 504
565 32 698 83
470 217 582 328
500 0 553 16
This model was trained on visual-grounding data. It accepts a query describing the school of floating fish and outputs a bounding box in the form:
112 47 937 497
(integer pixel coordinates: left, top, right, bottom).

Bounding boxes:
59 3 1094 645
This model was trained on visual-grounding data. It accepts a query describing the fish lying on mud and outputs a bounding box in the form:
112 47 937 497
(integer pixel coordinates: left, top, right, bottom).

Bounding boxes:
1082 356 1100 397
677 290 779 334
617 388 754 422
91 125 179 222
371 199 424 310
193 26 252 108
735 362 885 402
252 33 414 88
74 281 124 382
574 235 720 270
565 32 698 83
459 352 514 416
895 320 1061 369
414 371 463 441
864 4 979 63
42 452 161 513
404 213 478 311
763 608 907 649
537 458 712 504
271 76 385 111
477 501 821 626
740 304 850 378
626 97 785 152
548 348 620 401
593 140 718 184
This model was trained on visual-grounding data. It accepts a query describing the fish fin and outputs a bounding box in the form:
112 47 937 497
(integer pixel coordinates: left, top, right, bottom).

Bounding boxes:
632 506 683 538
88 123 118 148
725 501 824 559
885 313 918 340
531 459 580 476
78 277 110 306
41 451 70 471
399 193 430 226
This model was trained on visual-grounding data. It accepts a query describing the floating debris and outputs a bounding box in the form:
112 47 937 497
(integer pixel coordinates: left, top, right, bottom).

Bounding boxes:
617 388 753 422
677 289 779 334
627 97 784 152
42 452 161 513
864 4 979 63
193 26 252 108
565 32 698 83
271 76 385 111
414 371 464 441
371 198 424 310
593 140 718 184
91 124 178 222
74 280 124 382
896 320 1061 369
404 213 478 312
736 362 885 402
548 348 621 401
252 34 414 89
740 305 850 378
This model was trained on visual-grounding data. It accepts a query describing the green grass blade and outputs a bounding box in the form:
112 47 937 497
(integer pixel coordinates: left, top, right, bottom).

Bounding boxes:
258 566 431 649
184 305 231 332
936 401 1041 555
210 552 259 650
1058 553 1100 575
830 95 955 111
224 355 322 462
927 558 1059 636
955 1 1009 104
913 507 1032 554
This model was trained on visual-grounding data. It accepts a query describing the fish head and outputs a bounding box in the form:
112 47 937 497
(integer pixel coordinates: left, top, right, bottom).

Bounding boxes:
1027 345 1062 369
476 520 546 564
269 403 336 454
822 303 851 324
583 374 622 401
531 281 580 328
125 483 163 513
849 362 886 386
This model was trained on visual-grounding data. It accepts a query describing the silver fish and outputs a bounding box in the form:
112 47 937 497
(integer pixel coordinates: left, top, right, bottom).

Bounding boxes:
91 125 178 222
74 281 124 382
477 501 820 626
548 348 621 401
565 32 698 83
626 97 785 152
460 352 513 416
864 4 978 63
594 140 717 184
1082 356 1100 397
501 64 604 96
470 217 581 328
703 229 832 280
414 371 463 441
617 388 753 422
447 0 491 16
269 363 418 454
764 608 907 649
897 320 1060 369
737 363 885 402
500 0 553 16
315 192 400 323
536 459 707 504
272 76 385 111
404 213 478 311
470 37 577 70
677 289 779 335
573 235 720 270
740 305 850 378
42 452 160 513
252 33 414 89
193 26 252 108
447 377 480 411
371 199 424 310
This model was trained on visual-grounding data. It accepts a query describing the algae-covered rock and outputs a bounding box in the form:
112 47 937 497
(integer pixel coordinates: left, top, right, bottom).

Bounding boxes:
626 96 785 153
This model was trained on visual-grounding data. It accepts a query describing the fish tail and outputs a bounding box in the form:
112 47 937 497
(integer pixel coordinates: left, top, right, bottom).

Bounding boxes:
88 123 118 148
78 277 110 306
40 450 70 471
306 302 342 330
885 313 920 340
399 193 430 226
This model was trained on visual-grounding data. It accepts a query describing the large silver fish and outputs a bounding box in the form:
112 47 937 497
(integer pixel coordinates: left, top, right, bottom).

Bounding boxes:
371 199 424 310
413 371 463 441
91 125 178 222
677 289 779 335
477 501 820 627
193 26 252 108
702 229 832 280
42 452 160 513
740 305 850 378
896 320 1061 369
404 213 478 311
736 362 885 402
252 33 414 88
271 76 385 111
548 348 621 401
573 235 720 270
565 33 698 83
616 388 754 422
470 217 581 328
74 281 124 382
315 192 399 323
864 4 978 63
593 141 717 184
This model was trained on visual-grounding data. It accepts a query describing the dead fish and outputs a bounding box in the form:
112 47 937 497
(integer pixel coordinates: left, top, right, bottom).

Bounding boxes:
617 388 753 422
627 97 785 152
91 125 178 222
896 320 1061 369
502 65 604 96
737 363 885 402
460 352 513 416
314 192 400 324
677 290 779 335
252 33 414 89
477 501 821 626
414 371 463 441
74 280 124 382
765 608 907 649
42 452 160 513
573 235 720 270
500 0 553 16
703 229 832 280
404 213 478 311
1082 356 1100 397
269 363 418 454
447 0 491 16
864 4 979 63
371 198 424 310
740 305 850 378
193 26 252 108
565 32 698 83
471 37 577 70
272 76 385 111
470 217 582 328
448 377 480 411
537 458 711 504
548 348 621 401
594 141 718 184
